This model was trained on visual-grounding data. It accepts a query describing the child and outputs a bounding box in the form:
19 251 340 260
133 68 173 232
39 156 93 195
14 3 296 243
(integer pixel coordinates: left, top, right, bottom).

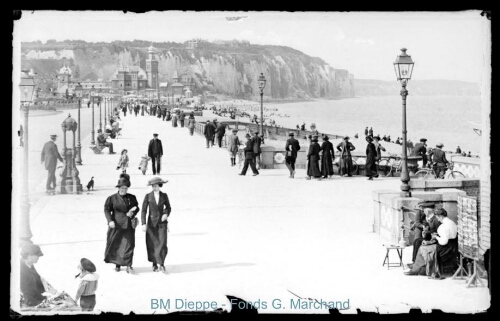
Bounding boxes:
138 154 150 175
116 149 129 173
75 258 99 311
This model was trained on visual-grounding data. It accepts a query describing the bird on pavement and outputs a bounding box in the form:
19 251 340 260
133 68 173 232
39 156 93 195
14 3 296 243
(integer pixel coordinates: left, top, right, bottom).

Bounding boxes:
86 177 94 191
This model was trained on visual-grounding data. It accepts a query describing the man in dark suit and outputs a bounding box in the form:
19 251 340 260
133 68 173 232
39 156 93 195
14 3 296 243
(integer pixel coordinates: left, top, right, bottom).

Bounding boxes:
179 111 186 127
285 132 301 178
252 131 262 170
239 134 259 176
410 202 435 263
148 133 164 175
429 143 449 179
215 122 226 148
97 129 116 154
41 134 64 194
411 138 428 167
203 120 215 148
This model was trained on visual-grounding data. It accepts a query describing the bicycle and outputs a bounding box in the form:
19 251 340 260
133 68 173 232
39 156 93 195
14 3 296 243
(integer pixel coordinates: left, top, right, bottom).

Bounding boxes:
378 154 402 177
414 162 466 179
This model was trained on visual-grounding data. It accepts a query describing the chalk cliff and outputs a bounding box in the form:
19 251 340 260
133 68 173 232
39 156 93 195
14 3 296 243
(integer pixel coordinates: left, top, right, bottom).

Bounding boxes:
21 40 355 100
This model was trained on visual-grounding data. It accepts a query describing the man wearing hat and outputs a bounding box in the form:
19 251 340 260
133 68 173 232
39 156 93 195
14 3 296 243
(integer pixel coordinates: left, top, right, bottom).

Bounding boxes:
336 136 355 177
20 244 46 307
148 133 164 175
411 138 428 168
211 118 218 146
97 129 116 154
215 122 227 148
429 143 449 179
239 133 259 176
285 132 301 178
203 120 216 148
252 131 263 170
41 134 64 194
227 128 241 166
365 135 378 180
409 202 435 264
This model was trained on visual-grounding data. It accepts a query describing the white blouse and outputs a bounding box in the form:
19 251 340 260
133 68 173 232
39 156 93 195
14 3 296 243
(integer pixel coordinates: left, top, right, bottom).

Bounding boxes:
435 217 458 245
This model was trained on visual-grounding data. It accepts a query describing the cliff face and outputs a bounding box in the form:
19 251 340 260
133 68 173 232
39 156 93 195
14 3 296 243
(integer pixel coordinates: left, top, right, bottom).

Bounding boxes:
21 41 355 100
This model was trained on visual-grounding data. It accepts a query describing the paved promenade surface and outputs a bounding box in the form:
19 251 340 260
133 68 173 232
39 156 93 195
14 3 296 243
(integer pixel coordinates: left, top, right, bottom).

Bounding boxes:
24 112 489 314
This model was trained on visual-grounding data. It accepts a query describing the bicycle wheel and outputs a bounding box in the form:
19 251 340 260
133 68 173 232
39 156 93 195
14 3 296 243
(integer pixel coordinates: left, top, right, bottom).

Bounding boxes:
350 160 358 176
378 159 390 176
415 170 430 179
447 171 466 179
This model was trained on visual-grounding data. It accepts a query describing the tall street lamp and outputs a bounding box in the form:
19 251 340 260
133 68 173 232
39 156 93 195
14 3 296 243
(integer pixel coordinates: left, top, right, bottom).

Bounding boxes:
258 73 267 137
98 91 102 132
393 48 415 195
104 96 107 126
19 70 36 245
90 85 96 145
75 83 83 165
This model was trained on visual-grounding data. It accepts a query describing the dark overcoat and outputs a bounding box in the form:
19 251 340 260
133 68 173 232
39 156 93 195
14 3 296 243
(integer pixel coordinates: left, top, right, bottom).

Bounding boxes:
41 141 63 171
307 142 322 177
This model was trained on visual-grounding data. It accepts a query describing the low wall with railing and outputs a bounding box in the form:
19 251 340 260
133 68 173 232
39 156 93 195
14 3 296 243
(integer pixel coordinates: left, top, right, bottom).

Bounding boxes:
450 155 481 178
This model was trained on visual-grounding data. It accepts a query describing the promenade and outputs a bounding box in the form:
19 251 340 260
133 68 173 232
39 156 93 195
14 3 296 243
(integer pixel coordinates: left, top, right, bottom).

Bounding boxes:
23 111 489 314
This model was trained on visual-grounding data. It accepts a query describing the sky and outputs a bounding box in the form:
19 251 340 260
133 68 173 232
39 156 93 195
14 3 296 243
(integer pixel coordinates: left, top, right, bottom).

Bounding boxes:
14 10 490 82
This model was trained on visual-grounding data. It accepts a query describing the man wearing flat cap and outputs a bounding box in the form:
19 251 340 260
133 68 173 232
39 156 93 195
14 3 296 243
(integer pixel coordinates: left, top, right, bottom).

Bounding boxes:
20 244 46 307
97 129 116 154
41 134 64 194
239 133 259 176
227 129 241 167
429 143 449 179
203 120 216 148
148 133 163 175
285 132 300 178
411 138 428 168
252 131 263 170
410 202 435 264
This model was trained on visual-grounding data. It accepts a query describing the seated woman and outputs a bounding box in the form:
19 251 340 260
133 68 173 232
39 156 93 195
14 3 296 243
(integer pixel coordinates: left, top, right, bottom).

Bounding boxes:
405 208 458 279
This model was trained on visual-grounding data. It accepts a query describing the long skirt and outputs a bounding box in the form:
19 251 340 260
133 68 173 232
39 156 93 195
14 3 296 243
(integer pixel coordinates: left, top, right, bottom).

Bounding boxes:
172 119 178 127
307 156 321 177
339 156 353 175
320 155 334 176
145 220 169 265
365 157 378 177
104 224 135 267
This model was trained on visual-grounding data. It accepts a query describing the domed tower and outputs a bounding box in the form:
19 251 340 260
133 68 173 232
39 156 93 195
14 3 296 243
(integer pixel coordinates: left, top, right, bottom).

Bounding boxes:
57 62 72 93
146 44 159 92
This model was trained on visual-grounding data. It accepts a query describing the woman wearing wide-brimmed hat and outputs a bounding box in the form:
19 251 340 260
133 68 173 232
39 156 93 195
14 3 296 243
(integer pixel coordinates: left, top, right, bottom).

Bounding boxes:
104 174 139 273
319 135 335 179
306 135 322 180
336 136 355 177
141 177 171 273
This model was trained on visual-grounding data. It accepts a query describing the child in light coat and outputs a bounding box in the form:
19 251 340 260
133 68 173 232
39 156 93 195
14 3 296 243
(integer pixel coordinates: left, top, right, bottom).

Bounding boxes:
75 258 99 311
116 149 129 173
138 154 150 175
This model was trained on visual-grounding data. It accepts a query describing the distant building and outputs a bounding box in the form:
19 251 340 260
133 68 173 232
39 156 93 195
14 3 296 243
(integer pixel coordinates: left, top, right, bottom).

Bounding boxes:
55 62 111 97
110 64 148 93
146 45 159 93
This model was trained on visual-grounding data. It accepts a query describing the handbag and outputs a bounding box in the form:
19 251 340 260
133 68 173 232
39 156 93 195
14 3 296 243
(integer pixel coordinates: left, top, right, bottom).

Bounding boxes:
131 217 139 229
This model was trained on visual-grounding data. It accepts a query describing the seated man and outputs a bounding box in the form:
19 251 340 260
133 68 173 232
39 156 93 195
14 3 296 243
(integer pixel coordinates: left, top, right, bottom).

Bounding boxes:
96 129 116 154
405 208 457 279
105 124 116 139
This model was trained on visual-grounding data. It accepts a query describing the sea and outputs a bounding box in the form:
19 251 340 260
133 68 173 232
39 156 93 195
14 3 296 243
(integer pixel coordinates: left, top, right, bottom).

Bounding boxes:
263 95 483 156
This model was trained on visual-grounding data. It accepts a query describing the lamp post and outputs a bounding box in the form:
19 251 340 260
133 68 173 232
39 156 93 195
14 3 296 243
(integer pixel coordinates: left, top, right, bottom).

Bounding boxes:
98 93 102 132
258 73 266 137
74 83 83 165
104 96 107 126
393 48 415 195
90 85 96 145
19 70 36 245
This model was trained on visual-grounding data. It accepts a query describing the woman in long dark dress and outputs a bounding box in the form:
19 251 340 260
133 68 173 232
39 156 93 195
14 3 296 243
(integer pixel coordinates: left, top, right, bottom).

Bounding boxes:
104 174 139 273
336 136 355 177
306 135 322 180
141 177 172 274
320 135 335 178
365 136 379 180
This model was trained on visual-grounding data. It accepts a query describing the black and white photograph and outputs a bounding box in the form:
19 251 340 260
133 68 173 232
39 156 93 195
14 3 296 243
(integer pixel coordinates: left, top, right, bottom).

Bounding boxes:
11 10 491 314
